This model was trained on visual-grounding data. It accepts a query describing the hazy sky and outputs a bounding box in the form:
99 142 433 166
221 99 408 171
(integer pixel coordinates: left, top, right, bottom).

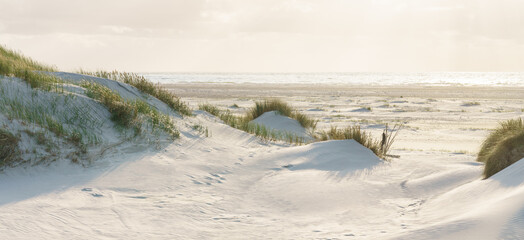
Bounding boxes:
1 0 523 72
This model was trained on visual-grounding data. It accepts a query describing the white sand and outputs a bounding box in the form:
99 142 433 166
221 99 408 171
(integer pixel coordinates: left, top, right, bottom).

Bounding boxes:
168 83 524 154
1 80 524 239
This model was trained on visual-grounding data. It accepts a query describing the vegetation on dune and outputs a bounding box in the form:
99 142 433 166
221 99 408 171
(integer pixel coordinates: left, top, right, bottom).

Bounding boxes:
0 128 21 168
199 103 306 144
246 99 317 130
318 124 401 158
82 81 179 139
478 118 524 178
0 45 61 90
78 70 192 116
199 100 400 154
0 45 184 168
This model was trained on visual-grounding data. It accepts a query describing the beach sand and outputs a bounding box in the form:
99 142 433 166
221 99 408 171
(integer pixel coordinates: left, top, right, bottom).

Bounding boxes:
165 83 524 154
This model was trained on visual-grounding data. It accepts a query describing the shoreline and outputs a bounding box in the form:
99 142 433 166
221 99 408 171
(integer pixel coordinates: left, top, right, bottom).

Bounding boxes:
163 83 524 99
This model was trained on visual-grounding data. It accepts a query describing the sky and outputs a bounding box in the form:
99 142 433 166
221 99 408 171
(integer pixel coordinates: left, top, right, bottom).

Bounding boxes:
0 0 523 72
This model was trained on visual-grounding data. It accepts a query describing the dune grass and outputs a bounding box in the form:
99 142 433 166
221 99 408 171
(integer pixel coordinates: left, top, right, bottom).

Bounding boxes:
318 124 401 158
0 45 61 91
198 103 306 144
78 70 191 116
0 128 21 168
478 118 524 178
199 101 402 152
246 99 317 130
82 81 179 139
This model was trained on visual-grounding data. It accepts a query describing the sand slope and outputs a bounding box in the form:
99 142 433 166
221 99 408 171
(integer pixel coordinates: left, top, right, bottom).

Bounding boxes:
1 78 524 239
2 108 524 239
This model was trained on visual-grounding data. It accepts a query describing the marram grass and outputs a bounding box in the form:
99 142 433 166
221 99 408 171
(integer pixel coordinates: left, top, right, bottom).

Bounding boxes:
478 118 524 178
78 70 191 116
0 45 61 91
82 81 179 139
318 124 401 159
0 128 21 168
198 103 306 144
246 99 317 130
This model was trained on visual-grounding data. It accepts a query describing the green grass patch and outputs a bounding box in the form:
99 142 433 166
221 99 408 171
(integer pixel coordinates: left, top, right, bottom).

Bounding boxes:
78 70 191 116
478 118 524 178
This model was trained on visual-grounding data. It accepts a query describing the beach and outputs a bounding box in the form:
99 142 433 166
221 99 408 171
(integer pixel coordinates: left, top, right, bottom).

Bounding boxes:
2 74 524 239
165 83 524 154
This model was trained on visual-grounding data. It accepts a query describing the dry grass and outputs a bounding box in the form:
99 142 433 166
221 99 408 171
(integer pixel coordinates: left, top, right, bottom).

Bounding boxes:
198 103 306 144
246 99 317 130
82 81 179 138
78 70 191 116
318 124 401 158
478 118 524 178
199 101 400 152
0 128 21 168
0 45 60 90
82 81 137 128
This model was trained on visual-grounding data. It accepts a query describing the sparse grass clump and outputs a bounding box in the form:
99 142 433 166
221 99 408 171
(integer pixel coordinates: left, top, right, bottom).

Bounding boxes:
198 103 306 144
478 118 524 178
319 126 380 156
0 45 61 90
318 124 401 158
462 101 480 107
78 70 191 116
199 103 221 116
82 81 137 127
246 99 317 130
0 128 21 168
82 82 179 138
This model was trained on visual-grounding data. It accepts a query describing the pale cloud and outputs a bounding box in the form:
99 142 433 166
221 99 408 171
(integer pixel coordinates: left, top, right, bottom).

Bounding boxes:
0 0 522 72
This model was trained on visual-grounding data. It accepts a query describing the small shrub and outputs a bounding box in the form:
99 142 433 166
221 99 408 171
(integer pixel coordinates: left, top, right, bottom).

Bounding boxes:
0 128 21 168
78 70 191 116
478 118 524 178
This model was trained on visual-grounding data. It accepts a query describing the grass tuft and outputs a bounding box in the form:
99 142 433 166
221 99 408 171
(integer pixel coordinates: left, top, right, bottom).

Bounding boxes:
318 124 401 158
82 81 137 127
198 103 306 144
246 99 317 130
78 70 191 116
478 118 524 178
82 81 179 139
0 45 61 90
0 128 21 168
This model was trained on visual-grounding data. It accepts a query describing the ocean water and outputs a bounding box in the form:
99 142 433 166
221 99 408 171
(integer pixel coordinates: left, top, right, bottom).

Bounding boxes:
142 72 524 86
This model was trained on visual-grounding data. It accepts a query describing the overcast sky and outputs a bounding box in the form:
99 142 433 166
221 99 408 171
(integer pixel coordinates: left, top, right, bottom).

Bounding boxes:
1 0 523 72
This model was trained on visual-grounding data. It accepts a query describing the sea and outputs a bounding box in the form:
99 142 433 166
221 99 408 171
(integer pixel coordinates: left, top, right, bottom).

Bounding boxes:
141 72 524 86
